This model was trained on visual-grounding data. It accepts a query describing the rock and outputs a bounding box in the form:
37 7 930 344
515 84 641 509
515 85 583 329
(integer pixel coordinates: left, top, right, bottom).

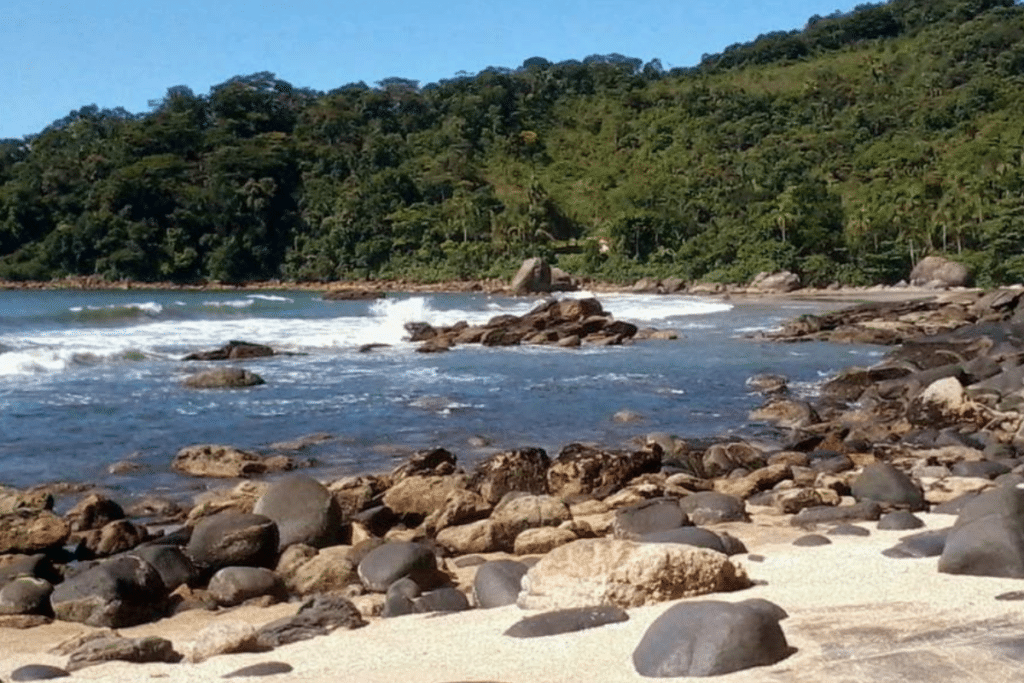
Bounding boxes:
939 485 1024 577
223 661 294 678
423 489 492 534
510 257 553 295
517 538 751 610
49 555 167 628
208 566 283 607
851 463 926 510
774 487 838 514
0 553 58 585
747 373 788 394
383 474 467 517
0 577 53 616
323 289 384 301
255 594 366 648
882 529 949 558
639 527 730 554
357 542 439 593
513 527 577 555
878 511 925 530
128 544 197 592
186 512 279 573
0 614 52 629
436 519 512 555
0 511 70 554
185 621 260 663
910 255 971 288
182 340 274 361
64 494 124 532
0 487 53 514
491 494 571 538
413 587 471 614
750 271 801 292
469 448 551 504
547 443 662 498
78 519 149 558
283 545 357 596
611 498 686 540
172 444 295 478
64 633 181 671
750 398 819 429
714 464 792 500
473 560 529 609
632 599 791 677
829 523 870 537
793 534 832 546
183 367 265 388
678 491 748 525
505 605 629 638
253 475 345 552
390 447 457 480
10 664 70 680
792 501 882 527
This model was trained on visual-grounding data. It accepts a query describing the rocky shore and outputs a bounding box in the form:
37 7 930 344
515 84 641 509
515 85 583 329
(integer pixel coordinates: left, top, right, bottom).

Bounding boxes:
5 287 1024 680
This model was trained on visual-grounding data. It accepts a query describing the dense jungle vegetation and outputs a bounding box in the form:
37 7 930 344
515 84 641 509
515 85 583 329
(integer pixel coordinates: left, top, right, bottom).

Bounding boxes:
1 0 1023 286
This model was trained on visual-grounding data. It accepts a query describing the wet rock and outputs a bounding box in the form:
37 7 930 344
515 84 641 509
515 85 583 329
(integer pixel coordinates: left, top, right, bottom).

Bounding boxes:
208 566 284 607
64 633 181 671
172 444 295 478
473 560 529 609
183 367 265 388
547 443 662 498
470 448 551 504
50 555 167 628
255 594 366 648
517 538 751 610
253 475 345 551
505 605 629 638
185 512 279 573
183 340 274 361
633 599 791 677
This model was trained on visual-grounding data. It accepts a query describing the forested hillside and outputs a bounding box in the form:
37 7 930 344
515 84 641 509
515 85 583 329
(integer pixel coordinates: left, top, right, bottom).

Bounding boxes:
1 0 1023 286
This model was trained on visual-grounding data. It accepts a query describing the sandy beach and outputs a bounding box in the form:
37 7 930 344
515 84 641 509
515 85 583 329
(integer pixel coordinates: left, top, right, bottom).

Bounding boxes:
2 510 1019 682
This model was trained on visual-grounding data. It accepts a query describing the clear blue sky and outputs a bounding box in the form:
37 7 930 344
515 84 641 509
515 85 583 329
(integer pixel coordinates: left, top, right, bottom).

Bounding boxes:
1 0 864 140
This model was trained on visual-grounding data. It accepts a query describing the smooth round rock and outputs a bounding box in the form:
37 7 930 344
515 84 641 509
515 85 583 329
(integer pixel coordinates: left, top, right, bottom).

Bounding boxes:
639 527 726 553
186 513 279 572
473 560 529 609
851 463 925 510
413 587 471 614
678 492 748 524
129 544 197 591
792 534 831 547
10 664 70 681
877 511 925 531
882 528 950 559
253 475 345 551
612 498 686 539
208 566 282 607
357 542 437 593
828 524 870 537
633 599 791 677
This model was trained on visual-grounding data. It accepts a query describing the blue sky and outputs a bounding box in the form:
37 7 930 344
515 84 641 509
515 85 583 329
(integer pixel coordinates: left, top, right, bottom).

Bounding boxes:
1 0 863 140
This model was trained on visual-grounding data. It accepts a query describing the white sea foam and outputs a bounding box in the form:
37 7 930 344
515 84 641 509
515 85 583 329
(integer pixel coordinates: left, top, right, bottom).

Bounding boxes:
248 294 293 302
202 299 255 309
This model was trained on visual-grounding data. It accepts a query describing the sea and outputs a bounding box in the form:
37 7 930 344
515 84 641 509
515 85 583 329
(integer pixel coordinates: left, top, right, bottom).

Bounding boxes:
0 289 884 505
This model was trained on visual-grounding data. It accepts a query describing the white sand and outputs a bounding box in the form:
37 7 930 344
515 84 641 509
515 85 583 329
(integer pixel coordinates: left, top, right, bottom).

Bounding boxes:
2 512 1023 682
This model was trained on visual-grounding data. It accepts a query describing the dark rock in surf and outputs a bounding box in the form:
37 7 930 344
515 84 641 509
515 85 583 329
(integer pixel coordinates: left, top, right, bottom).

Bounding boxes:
183 340 274 361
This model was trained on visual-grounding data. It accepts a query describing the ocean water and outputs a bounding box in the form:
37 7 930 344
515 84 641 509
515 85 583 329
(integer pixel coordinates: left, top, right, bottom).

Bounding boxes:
0 289 882 501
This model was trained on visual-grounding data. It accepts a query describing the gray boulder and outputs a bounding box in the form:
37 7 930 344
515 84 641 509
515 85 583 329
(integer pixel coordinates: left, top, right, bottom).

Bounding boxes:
357 542 439 593
851 463 926 510
470 448 551 505
633 599 791 677
50 555 167 627
128 544 197 592
612 498 687 539
473 560 529 609
208 566 283 607
910 255 971 288
0 577 53 616
253 475 345 551
185 512 279 573
183 367 265 389
505 606 628 638
678 491 748 525
939 486 1024 577
510 257 552 295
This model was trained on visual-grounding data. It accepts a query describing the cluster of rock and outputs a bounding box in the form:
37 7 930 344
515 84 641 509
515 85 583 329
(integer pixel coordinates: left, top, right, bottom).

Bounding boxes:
404 297 650 353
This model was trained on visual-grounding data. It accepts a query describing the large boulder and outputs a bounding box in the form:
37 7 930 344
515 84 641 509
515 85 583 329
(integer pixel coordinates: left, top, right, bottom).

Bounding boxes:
50 555 167 627
517 538 750 610
128 544 197 592
510 257 552 295
357 542 441 593
182 340 274 361
547 443 662 498
491 493 571 538
470 448 551 504
611 498 687 540
473 560 529 608
0 510 70 554
939 486 1024 577
750 271 801 292
0 577 53 615
910 255 972 288
185 512 279 573
678 491 749 525
633 599 791 677
382 474 466 517
253 475 345 551
851 463 926 511
207 566 283 607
